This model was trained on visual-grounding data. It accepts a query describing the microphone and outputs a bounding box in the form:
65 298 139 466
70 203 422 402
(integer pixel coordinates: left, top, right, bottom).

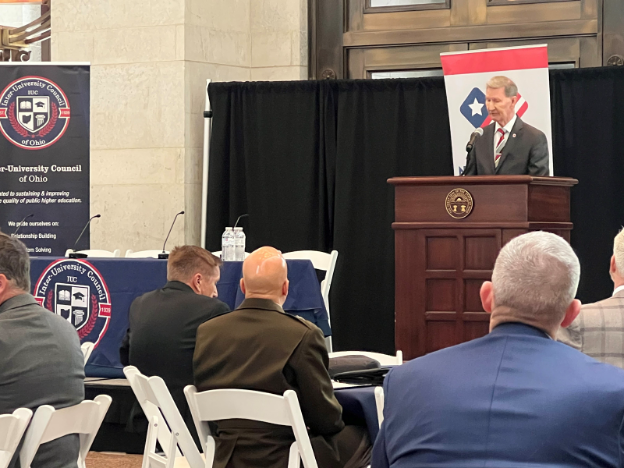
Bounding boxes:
158 211 185 259
13 213 34 236
234 213 248 228
68 214 101 258
465 128 484 153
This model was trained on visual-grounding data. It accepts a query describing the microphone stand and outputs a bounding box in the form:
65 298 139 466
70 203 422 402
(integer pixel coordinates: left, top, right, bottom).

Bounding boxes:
158 211 185 259
69 214 101 258
13 214 34 236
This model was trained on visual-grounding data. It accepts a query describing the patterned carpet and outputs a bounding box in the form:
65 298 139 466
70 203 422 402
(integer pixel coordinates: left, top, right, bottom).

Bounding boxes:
86 452 143 468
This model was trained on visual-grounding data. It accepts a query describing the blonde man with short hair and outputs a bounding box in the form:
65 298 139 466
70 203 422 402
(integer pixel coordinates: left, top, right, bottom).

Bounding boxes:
559 229 624 368
463 75 550 176
120 245 229 441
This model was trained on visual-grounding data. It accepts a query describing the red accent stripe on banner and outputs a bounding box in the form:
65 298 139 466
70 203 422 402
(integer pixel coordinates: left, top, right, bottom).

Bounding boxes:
60 108 71 118
441 47 548 75
0 109 6 118
517 101 529 117
480 116 492 128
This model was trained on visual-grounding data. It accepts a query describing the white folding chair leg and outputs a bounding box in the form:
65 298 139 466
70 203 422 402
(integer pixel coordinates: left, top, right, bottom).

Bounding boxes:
287 443 300 468
374 387 384 428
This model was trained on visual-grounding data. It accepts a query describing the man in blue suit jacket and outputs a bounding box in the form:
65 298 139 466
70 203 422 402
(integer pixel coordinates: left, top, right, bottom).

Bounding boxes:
373 231 624 468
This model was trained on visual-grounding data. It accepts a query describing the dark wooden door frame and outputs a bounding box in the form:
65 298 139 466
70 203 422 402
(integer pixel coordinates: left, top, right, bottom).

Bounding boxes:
309 0 624 79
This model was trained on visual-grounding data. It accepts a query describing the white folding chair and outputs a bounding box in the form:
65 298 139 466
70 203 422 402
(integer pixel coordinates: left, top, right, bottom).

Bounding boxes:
211 251 248 260
19 395 111 468
374 387 384 428
328 350 403 366
184 386 318 468
80 342 94 365
123 366 204 468
282 250 338 351
125 250 168 258
65 249 121 258
0 408 32 468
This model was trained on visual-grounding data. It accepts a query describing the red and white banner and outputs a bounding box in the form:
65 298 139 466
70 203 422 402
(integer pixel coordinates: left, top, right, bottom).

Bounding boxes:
440 45 553 175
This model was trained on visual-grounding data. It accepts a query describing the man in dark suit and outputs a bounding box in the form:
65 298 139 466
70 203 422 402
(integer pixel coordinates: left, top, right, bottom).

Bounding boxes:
193 247 371 468
559 229 624 368
373 231 624 468
0 233 84 468
464 76 549 176
120 245 229 432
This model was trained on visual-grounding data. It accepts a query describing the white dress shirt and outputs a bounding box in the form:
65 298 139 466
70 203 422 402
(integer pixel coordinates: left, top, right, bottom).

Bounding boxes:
493 113 517 155
613 285 624 296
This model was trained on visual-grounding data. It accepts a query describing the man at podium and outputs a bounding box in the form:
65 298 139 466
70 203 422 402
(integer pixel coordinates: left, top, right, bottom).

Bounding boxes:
463 76 549 176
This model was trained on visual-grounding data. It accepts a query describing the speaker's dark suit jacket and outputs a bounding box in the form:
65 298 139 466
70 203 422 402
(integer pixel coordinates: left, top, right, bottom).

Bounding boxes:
0 294 85 468
372 322 624 468
120 281 230 431
464 117 549 176
193 298 370 468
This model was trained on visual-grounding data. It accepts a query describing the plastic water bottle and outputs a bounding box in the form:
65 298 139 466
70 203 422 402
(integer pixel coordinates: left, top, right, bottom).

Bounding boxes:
234 227 246 261
221 227 235 261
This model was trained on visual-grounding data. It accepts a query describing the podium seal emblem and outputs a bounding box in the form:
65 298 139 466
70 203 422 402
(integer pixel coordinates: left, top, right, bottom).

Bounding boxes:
445 188 473 219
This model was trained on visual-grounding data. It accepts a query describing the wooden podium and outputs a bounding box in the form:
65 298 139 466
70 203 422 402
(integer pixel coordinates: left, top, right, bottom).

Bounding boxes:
389 176 578 360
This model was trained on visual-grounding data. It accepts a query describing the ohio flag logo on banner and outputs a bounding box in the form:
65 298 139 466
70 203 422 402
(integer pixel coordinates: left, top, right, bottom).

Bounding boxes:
440 45 553 175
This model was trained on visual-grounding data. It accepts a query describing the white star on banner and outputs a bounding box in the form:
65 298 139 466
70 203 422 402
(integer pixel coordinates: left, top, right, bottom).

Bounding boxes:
468 98 484 116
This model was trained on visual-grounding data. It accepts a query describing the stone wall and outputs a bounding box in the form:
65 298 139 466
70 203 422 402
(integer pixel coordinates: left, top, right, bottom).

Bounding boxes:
51 0 307 253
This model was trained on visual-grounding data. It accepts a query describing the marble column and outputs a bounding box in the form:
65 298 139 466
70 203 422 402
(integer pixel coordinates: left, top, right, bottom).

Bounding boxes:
51 0 307 253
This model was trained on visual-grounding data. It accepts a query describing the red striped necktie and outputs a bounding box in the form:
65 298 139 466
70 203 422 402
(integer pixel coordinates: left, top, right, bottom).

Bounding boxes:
494 128 506 167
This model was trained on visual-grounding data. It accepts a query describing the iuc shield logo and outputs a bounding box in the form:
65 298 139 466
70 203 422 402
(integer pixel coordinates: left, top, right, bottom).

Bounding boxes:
0 76 71 150
34 259 112 347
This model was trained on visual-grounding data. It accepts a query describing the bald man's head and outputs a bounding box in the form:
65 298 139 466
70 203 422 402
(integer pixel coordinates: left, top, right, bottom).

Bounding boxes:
240 247 289 304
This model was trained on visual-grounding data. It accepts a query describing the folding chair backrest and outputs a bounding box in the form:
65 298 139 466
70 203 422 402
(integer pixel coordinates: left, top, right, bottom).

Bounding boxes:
80 342 94 365
282 249 338 310
19 395 111 468
184 386 318 468
123 366 204 468
0 408 32 468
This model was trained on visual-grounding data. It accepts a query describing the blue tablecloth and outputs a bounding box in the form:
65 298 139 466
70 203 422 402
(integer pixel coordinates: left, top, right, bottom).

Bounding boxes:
335 386 379 442
30 257 329 378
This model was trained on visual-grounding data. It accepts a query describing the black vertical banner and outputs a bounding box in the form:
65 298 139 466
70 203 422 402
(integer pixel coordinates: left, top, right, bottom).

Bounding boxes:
0 64 90 256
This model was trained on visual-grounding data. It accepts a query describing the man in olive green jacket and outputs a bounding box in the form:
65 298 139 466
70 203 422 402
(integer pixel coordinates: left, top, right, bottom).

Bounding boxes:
193 247 370 468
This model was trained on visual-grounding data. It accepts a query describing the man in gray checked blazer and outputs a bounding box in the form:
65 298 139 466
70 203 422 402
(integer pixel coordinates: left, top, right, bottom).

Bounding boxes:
559 229 624 368
0 233 84 468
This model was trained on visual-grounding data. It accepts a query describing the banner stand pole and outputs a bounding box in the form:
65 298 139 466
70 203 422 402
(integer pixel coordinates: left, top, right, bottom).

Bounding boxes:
201 79 212 249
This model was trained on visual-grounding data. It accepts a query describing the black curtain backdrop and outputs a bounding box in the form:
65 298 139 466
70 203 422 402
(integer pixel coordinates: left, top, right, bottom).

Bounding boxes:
206 67 624 354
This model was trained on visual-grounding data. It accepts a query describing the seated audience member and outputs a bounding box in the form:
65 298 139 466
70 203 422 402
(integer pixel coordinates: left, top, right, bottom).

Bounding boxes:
373 231 624 468
559 229 624 367
0 234 84 468
193 247 371 468
120 245 229 427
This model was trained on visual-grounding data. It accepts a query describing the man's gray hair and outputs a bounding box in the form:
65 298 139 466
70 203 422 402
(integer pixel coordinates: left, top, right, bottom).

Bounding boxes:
0 233 31 291
487 75 518 98
492 232 580 325
614 228 624 276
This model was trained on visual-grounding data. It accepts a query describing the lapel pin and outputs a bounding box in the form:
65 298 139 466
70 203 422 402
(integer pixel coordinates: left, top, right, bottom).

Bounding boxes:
512 133 516 138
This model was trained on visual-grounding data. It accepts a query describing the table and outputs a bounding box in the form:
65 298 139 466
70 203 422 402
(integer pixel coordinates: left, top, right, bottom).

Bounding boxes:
30 258 329 378
334 386 379 442
84 379 378 454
